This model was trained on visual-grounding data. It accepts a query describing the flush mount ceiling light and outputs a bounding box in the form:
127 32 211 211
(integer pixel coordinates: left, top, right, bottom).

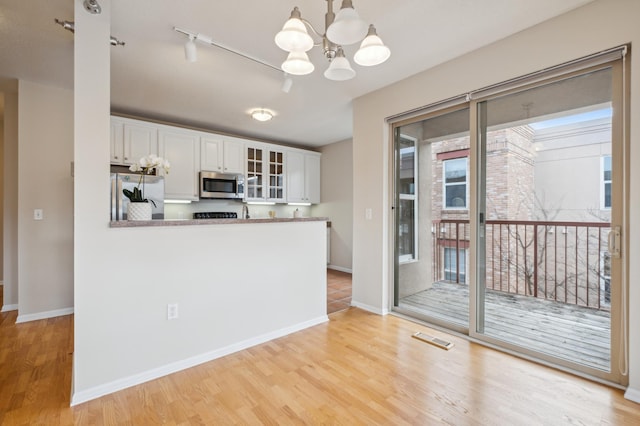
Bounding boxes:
251 109 274 122
275 0 390 81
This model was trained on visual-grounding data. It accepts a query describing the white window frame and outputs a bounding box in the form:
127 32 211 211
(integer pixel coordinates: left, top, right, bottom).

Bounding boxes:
399 135 418 263
443 247 467 283
601 155 612 210
443 157 468 210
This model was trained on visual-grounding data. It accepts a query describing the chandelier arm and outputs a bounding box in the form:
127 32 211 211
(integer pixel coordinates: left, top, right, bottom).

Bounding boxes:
300 18 326 46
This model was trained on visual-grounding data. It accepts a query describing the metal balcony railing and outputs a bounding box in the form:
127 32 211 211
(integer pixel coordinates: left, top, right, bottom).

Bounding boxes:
433 219 611 311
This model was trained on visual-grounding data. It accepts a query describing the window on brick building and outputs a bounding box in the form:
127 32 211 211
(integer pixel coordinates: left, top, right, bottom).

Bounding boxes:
602 155 612 209
443 157 468 209
444 247 466 283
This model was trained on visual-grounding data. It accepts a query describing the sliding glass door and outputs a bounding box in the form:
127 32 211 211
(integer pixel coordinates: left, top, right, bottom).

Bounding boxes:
473 63 625 383
392 49 628 385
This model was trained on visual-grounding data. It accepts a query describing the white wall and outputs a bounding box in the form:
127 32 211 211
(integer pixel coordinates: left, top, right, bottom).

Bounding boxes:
2 90 18 311
352 0 640 398
0 94 4 282
312 139 353 272
73 0 327 403
16 80 74 320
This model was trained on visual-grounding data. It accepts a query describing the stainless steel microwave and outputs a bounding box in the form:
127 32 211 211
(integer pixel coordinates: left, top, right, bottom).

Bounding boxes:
199 171 245 199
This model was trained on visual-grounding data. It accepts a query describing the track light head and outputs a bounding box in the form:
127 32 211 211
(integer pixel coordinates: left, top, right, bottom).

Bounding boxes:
184 35 197 62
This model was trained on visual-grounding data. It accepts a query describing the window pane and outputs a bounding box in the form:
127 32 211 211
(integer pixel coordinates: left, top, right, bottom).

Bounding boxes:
605 182 611 208
446 184 466 208
398 199 415 258
445 158 466 183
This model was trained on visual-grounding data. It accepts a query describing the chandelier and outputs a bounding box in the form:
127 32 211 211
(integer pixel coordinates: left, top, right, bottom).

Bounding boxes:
275 0 390 81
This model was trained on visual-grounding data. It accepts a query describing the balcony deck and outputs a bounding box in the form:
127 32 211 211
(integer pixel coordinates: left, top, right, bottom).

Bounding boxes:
398 281 611 371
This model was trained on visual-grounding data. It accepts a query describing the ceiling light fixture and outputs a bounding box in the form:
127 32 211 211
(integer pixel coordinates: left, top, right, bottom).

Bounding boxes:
251 109 274 122
184 35 197 62
55 19 125 46
275 0 390 81
174 27 292 93
83 0 102 15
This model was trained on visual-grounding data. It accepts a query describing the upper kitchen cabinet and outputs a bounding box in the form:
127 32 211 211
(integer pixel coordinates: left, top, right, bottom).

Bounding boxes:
200 135 245 174
158 127 200 201
110 117 159 165
286 150 321 204
245 143 286 203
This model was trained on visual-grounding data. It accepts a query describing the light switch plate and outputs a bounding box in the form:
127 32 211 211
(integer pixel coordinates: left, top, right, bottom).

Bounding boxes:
34 209 44 220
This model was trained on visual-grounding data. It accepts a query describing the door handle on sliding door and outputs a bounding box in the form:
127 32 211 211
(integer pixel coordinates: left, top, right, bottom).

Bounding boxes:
608 226 621 258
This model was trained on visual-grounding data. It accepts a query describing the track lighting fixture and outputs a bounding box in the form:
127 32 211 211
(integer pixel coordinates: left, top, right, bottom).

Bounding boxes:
83 0 102 15
55 18 125 47
184 35 197 62
275 0 390 81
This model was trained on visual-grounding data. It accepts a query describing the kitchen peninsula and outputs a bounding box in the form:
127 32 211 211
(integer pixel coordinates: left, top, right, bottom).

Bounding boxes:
110 216 328 227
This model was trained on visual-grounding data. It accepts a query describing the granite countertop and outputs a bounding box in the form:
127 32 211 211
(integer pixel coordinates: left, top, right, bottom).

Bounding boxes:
110 217 329 228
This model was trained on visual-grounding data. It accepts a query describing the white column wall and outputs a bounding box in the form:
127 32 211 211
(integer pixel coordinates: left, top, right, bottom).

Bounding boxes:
72 0 327 404
352 0 640 399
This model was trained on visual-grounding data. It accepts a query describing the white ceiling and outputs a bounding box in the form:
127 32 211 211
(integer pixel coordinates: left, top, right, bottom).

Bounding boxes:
0 0 594 147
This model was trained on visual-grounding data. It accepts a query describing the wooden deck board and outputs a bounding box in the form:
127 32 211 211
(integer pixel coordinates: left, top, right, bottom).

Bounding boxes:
398 281 611 371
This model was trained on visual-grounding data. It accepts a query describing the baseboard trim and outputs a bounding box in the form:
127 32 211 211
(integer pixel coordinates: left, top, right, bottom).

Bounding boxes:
327 265 352 274
16 307 74 323
71 314 329 406
625 387 640 404
351 300 388 316
1 304 18 312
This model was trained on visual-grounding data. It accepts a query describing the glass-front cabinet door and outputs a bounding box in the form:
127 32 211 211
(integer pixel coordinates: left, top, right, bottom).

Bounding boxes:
245 145 264 200
245 143 286 203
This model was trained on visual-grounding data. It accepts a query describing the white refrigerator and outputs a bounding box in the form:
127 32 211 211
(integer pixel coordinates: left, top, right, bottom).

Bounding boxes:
110 173 165 220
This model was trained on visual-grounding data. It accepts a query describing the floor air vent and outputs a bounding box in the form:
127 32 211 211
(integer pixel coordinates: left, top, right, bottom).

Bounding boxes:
412 332 454 350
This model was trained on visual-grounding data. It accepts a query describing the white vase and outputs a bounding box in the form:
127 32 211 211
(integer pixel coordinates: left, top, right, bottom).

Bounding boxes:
127 202 152 221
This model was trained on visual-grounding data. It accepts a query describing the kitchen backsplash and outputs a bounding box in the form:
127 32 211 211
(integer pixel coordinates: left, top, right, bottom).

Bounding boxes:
164 199 312 220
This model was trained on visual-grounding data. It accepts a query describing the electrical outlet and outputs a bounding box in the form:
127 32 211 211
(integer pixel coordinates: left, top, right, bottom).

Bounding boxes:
34 209 44 220
167 303 179 320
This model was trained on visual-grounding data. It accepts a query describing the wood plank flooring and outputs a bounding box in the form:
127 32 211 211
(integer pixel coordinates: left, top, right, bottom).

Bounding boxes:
1 304 639 424
399 281 611 370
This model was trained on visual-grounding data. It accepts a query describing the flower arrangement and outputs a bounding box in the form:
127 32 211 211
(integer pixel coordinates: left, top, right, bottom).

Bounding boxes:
123 154 170 207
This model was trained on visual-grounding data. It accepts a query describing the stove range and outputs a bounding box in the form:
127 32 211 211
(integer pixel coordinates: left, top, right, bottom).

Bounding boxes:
193 211 238 219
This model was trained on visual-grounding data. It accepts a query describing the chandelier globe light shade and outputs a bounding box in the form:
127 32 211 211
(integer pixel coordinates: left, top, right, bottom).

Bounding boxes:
275 0 390 81
282 51 315 76
353 25 390 66
324 48 356 81
275 7 314 52
326 0 369 46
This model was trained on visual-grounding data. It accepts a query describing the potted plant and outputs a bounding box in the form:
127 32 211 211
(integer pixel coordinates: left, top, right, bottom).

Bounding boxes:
124 154 170 220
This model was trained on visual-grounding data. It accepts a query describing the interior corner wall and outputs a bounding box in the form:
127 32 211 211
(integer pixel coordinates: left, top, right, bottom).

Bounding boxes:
312 139 353 272
17 80 74 318
1 94 5 282
351 0 640 395
3 90 18 310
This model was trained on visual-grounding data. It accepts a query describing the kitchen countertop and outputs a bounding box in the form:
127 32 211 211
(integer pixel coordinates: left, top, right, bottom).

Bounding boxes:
110 217 329 228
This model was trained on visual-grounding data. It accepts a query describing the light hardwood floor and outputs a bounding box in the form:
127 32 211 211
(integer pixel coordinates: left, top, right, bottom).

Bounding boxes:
1 300 639 423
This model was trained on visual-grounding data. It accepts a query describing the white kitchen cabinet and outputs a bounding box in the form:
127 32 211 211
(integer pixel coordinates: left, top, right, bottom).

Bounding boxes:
200 135 244 174
286 150 321 204
158 128 200 201
110 117 158 165
245 143 286 203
